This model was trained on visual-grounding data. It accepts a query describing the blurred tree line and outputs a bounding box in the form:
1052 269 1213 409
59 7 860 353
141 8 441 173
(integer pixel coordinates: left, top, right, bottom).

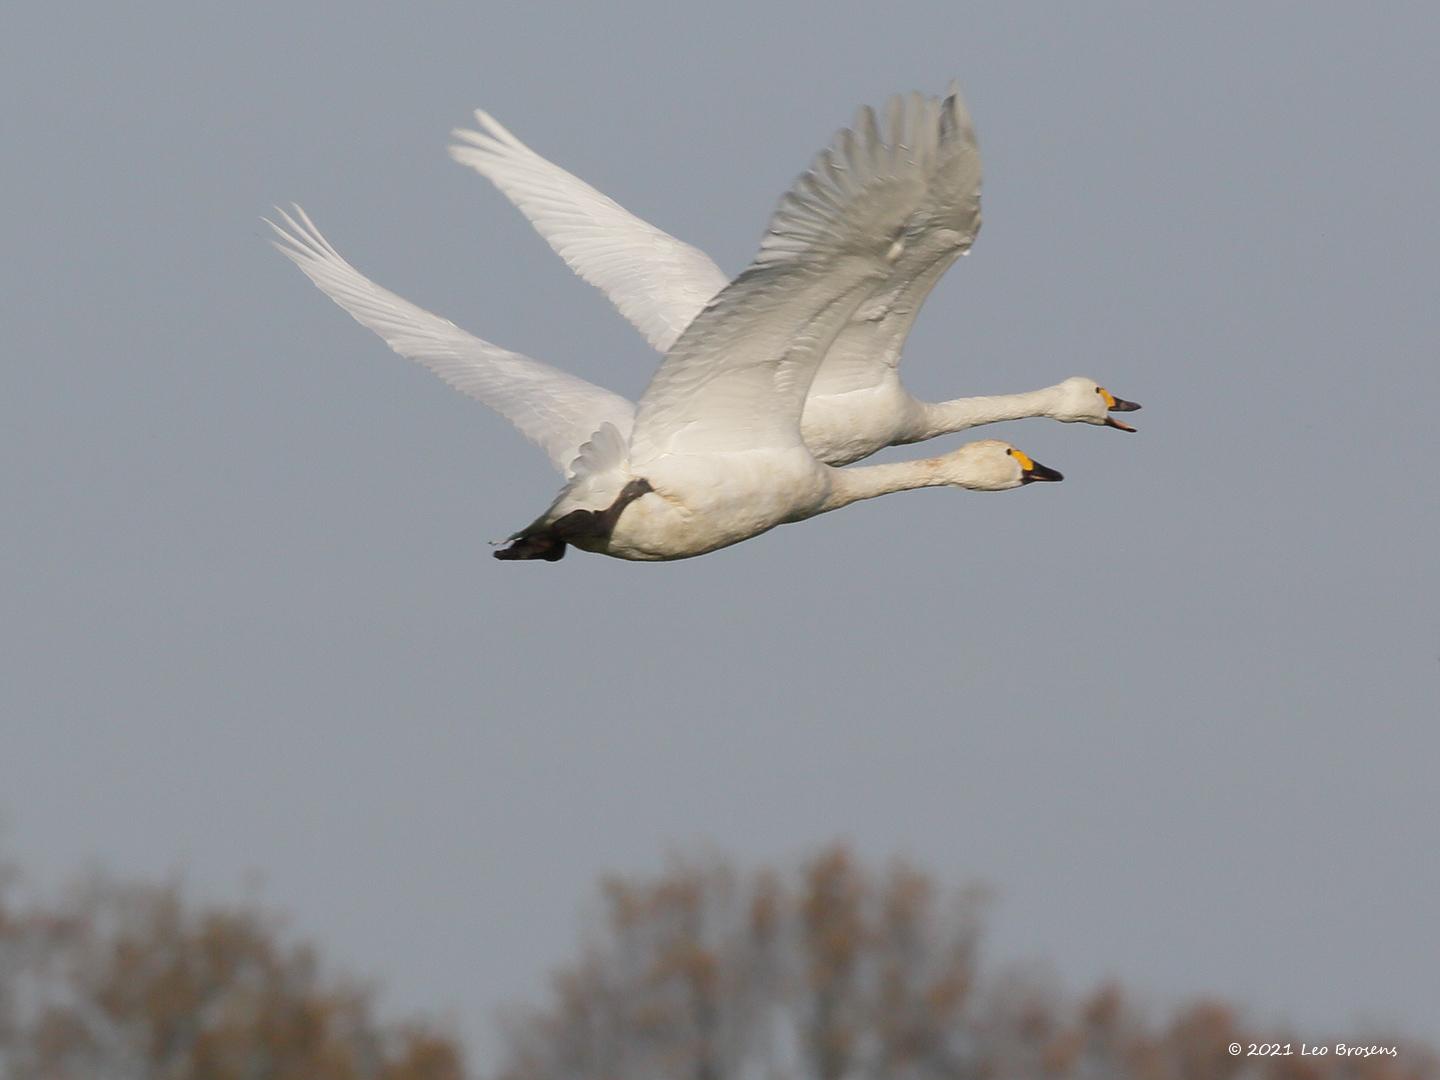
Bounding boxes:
495 847 1435 1080
0 859 462 1079
2 845 1433 1080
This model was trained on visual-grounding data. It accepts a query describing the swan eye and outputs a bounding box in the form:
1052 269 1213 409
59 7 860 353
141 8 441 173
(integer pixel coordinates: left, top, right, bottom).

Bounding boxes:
1097 386 1118 409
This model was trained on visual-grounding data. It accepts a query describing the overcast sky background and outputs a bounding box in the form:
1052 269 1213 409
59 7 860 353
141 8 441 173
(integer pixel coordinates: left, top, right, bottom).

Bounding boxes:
4 0 1438 1063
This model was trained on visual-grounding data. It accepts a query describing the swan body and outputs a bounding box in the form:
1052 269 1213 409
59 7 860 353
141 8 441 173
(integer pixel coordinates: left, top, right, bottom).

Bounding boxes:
272 88 1064 563
450 106 1140 465
531 439 1043 562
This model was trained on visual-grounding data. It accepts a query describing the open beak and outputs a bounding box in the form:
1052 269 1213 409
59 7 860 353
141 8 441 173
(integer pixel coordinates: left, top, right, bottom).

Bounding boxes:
1103 393 1141 432
1021 460 1064 484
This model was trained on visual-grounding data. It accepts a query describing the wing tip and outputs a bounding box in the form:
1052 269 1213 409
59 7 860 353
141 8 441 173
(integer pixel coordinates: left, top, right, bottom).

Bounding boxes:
263 203 351 271
757 82 970 268
450 107 527 161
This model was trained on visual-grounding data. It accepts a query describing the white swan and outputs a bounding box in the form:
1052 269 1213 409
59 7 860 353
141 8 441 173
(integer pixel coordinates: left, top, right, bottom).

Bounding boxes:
449 99 1140 466
271 89 1063 562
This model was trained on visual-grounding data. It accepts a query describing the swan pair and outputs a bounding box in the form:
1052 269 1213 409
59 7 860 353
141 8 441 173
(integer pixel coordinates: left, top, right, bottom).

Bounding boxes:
449 100 1140 466
272 86 1135 562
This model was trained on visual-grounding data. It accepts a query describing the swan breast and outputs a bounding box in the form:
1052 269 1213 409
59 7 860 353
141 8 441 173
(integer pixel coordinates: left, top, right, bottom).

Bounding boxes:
605 450 829 560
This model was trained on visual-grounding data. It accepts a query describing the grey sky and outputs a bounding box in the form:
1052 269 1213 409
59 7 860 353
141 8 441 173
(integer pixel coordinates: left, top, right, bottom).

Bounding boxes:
4 0 1438 1063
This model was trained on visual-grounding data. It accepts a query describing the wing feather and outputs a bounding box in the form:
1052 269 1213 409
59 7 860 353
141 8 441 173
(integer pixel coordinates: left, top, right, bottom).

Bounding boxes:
449 112 729 353
267 206 634 476
450 93 982 407
629 88 979 463
808 87 983 397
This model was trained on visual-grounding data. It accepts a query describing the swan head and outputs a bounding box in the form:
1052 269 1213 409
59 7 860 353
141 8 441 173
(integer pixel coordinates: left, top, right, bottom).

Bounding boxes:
941 439 1064 490
1053 376 1142 431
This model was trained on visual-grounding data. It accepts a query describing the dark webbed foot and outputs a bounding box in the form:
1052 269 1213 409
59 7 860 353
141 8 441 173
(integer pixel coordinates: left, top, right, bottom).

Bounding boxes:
494 479 653 563
494 534 567 561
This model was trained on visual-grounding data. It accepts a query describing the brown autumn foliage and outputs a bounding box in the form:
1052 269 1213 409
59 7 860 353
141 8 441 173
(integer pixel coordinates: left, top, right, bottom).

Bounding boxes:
3 846 1434 1080
0 862 464 1080
493 845 1438 1080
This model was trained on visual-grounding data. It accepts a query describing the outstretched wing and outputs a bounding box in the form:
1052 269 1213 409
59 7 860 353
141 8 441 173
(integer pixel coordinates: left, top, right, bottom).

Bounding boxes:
452 97 981 403
809 86 982 397
628 89 982 465
449 111 729 354
267 206 635 477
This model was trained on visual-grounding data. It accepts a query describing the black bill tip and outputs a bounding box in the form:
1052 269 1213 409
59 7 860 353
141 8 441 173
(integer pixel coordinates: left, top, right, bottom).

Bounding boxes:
1022 461 1065 483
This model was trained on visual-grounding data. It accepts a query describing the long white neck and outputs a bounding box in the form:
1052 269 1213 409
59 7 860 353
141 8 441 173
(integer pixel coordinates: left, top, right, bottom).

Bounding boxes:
814 456 953 516
906 385 1064 443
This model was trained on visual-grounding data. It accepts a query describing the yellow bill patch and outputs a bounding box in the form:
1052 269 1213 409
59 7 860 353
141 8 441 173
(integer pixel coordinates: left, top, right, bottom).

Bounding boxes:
1099 387 1118 409
1011 449 1036 472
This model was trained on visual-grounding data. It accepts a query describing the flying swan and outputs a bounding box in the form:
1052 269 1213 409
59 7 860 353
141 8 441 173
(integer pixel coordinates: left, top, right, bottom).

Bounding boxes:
270 88 1064 562
449 93 1140 466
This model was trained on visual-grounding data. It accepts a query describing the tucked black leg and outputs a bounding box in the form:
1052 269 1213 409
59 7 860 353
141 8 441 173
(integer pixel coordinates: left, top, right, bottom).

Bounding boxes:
494 479 654 562
493 534 567 561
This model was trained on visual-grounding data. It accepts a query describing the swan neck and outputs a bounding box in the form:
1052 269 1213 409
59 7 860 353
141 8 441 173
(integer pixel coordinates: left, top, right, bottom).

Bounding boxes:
818 457 949 515
913 385 1061 439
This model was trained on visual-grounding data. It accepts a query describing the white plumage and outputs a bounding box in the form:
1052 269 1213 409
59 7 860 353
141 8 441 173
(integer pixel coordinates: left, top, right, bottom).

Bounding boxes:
272 87 1064 563
450 88 1140 463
